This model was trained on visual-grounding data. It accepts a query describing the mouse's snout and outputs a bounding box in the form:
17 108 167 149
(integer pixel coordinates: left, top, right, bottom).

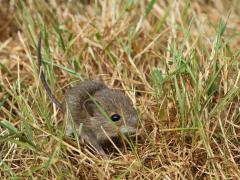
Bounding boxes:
120 116 138 134
120 126 136 134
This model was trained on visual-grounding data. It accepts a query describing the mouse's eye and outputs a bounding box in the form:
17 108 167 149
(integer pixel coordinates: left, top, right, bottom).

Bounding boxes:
111 114 121 122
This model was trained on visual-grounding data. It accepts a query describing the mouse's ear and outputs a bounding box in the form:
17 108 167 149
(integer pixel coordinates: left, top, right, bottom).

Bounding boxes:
83 99 97 116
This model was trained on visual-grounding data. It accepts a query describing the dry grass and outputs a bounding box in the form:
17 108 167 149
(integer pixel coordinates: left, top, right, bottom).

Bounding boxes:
0 0 240 179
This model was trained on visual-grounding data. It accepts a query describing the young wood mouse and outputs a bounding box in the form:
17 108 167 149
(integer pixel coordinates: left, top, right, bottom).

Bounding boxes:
37 34 138 157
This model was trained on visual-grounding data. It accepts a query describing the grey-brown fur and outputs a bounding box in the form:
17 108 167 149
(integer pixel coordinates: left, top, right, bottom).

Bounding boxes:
37 34 138 157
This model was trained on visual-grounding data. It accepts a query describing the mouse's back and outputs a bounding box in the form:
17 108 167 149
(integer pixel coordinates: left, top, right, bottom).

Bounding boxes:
64 80 107 124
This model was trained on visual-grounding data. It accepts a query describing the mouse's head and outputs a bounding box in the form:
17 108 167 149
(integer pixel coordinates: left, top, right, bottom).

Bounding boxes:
84 89 138 142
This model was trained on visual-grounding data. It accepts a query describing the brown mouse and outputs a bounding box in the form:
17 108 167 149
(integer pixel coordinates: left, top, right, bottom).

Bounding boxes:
37 34 138 157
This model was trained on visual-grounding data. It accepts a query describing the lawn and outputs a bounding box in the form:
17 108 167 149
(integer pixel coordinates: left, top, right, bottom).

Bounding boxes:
0 0 239 179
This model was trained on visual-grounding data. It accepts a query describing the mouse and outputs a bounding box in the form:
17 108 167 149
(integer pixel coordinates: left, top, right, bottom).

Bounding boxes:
37 33 138 157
